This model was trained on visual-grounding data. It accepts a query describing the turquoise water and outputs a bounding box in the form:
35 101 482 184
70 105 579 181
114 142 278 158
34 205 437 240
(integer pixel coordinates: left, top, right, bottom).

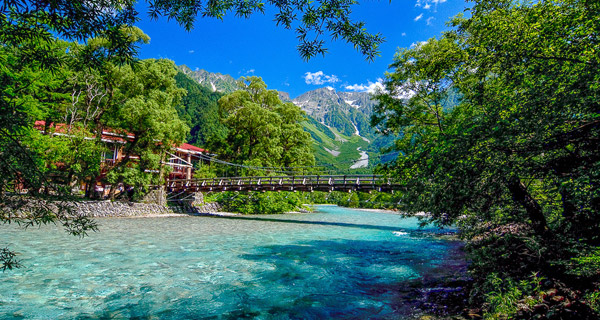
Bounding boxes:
1 205 465 319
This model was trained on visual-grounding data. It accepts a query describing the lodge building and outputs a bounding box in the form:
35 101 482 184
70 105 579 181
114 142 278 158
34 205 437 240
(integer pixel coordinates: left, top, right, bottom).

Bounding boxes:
34 121 210 195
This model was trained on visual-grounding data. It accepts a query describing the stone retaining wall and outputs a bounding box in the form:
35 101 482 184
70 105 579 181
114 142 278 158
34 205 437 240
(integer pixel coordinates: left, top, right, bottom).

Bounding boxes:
141 188 167 206
3 195 224 218
71 200 223 217
192 202 222 214
70 200 173 217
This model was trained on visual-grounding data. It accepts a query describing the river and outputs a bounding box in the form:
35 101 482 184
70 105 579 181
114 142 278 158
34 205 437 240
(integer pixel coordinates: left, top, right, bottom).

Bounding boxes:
0 205 465 319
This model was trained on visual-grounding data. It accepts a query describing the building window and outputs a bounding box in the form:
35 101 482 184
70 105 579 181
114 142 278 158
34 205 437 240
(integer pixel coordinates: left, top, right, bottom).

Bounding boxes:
103 145 116 161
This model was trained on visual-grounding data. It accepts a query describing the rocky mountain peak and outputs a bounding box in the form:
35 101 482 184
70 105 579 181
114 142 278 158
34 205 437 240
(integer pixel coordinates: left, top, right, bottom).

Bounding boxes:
178 66 239 94
292 87 376 120
278 91 292 103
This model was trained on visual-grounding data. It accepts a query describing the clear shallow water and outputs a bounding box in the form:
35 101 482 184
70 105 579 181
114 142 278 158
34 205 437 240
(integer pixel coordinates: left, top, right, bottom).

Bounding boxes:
1 205 465 319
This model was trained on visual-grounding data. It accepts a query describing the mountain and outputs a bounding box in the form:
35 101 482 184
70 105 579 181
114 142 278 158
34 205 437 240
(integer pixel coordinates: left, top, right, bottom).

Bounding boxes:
291 87 396 172
293 87 377 141
176 67 394 173
179 65 240 94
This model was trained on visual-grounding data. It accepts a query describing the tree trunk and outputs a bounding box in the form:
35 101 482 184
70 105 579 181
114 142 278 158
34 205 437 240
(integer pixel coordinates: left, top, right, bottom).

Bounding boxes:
108 180 122 200
507 176 548 236
560 188 577 220
85 177 93 199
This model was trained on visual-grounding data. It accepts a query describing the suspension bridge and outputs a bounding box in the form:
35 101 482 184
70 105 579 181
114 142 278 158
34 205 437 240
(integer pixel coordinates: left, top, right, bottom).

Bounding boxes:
166 174 399 193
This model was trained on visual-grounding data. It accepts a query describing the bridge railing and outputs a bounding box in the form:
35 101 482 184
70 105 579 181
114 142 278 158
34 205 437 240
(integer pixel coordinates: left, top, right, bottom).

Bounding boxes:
165 174 391 192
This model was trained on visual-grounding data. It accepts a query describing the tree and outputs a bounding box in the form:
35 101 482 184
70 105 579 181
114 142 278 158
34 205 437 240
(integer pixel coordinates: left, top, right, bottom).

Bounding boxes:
0 0 380 192
372 0 600 316
276 102 316 169
102 58 188 198
209 76 315 176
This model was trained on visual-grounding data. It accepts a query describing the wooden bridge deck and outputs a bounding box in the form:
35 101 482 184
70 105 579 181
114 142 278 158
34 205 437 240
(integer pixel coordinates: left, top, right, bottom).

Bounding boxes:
166 175 398 193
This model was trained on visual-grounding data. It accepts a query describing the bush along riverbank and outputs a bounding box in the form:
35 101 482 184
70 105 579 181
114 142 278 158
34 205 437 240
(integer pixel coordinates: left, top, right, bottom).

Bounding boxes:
206 191 310 214
461 223 600 320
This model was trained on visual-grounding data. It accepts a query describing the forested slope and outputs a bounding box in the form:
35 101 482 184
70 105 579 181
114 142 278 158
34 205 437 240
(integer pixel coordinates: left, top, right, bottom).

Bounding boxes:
174 71 225 146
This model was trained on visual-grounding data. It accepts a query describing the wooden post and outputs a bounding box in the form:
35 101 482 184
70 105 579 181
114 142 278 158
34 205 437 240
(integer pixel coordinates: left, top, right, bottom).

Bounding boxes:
186 153 192 180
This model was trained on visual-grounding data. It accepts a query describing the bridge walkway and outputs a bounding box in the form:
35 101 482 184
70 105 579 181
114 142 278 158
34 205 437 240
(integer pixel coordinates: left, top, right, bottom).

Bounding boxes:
166 174 398 193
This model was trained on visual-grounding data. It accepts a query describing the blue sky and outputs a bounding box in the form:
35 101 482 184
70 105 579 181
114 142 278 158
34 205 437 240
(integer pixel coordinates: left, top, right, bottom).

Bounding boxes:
135 0 468 98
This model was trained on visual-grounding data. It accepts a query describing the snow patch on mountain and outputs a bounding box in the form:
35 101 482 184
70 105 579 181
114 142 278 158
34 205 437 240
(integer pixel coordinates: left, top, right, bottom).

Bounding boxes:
350 147 369 169
344 100 358 108
324 147 341 157
351 121 360 136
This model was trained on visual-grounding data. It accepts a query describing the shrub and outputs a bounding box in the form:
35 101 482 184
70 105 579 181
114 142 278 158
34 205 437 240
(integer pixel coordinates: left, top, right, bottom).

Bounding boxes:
209 191 305 214
483 273 544 320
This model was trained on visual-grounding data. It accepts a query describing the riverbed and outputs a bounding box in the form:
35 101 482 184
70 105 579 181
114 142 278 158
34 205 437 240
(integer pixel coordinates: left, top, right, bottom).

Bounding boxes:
0 205 465 319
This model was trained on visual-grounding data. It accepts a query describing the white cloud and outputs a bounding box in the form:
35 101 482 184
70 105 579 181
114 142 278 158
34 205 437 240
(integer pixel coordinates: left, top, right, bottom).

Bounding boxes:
368 81 385 94
395 86 417 100
345 84 368 92
188 50 195 54
238 68 255 76
414 13 423 21
344 79 384 94
401 32 407 36
426 17 435 25
417 0 447 5
348 81 416 100
304 71 340 85
415 0 447 11
410 41 428 49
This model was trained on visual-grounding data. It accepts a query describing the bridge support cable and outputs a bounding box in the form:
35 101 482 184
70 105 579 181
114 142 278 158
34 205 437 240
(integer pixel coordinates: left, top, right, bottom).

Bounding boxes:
195 154 334 175
194 152 400 176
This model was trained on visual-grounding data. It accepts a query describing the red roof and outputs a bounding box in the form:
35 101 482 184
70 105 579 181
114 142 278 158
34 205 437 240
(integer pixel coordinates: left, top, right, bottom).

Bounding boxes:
178 143 207 153
34 120 69 132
